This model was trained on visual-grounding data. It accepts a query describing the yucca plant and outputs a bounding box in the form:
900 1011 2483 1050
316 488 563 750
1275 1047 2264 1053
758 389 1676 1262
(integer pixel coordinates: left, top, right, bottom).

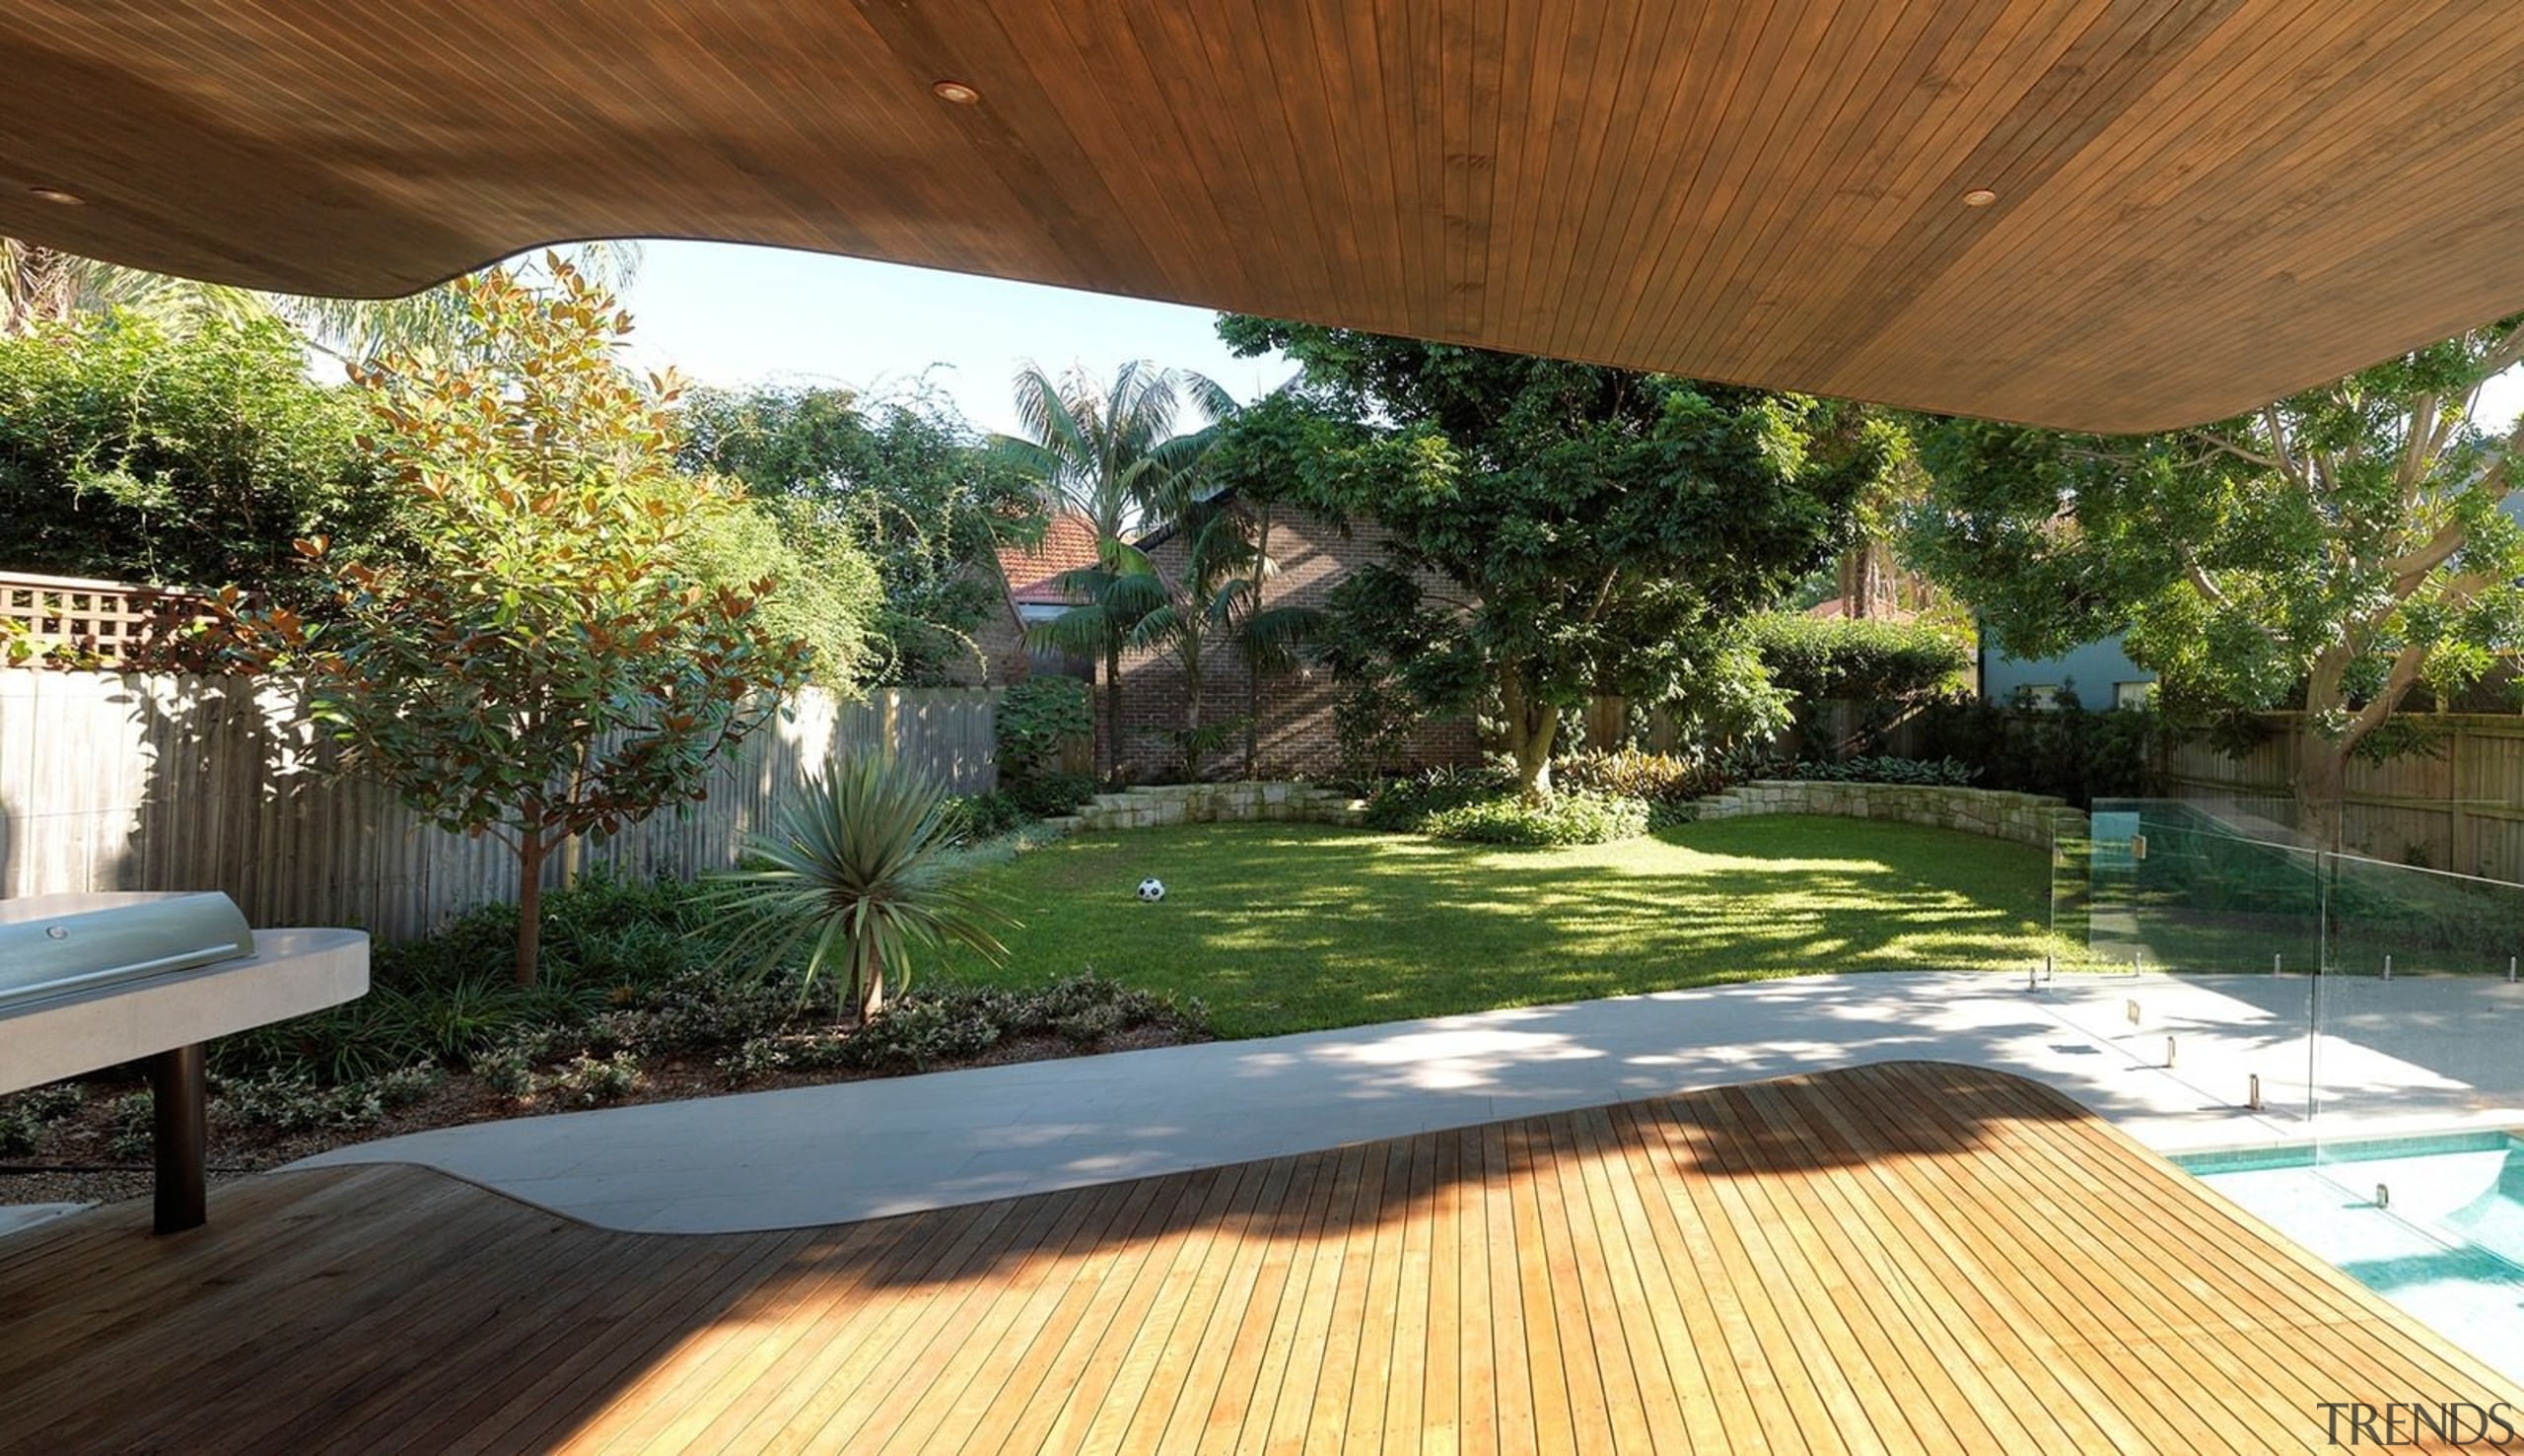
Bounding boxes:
707 755 1012 1024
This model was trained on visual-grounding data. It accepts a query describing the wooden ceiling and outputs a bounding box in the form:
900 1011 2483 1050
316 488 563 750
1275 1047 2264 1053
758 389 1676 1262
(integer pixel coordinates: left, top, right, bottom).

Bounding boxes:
7 1 2524 432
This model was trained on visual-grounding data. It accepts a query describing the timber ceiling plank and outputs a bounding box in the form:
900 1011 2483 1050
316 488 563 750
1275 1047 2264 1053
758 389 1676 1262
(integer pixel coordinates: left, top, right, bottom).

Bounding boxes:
8 1 2524 429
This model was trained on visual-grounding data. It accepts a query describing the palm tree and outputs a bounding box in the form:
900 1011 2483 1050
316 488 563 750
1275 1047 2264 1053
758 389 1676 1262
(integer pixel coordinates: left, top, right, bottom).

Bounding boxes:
2 237 261 336
2 237 642 361
1032 506 1320 781
994 361 1234 780
708 754 1010 1024
1228 495 1324 779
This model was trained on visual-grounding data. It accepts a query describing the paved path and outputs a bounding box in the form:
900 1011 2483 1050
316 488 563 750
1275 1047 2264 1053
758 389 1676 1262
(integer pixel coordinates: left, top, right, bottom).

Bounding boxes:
296 970 2524 1232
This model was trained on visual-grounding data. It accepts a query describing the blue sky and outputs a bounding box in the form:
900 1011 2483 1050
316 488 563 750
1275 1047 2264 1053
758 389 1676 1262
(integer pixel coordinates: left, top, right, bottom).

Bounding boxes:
612 241 1297 438
603 238 2524 439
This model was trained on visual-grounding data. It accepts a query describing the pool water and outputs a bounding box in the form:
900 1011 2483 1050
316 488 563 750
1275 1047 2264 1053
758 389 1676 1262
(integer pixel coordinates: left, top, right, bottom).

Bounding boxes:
2176 1133 2524 1384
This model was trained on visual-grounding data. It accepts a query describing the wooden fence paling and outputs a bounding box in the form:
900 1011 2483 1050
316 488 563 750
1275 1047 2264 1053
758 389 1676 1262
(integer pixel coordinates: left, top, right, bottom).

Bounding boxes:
0 670 999 940
2164 712 2524 879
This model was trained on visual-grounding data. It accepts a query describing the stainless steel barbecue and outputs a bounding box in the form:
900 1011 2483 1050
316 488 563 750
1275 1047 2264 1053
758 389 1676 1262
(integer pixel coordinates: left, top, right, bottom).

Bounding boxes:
1 890 364 1233
0 892 255 1012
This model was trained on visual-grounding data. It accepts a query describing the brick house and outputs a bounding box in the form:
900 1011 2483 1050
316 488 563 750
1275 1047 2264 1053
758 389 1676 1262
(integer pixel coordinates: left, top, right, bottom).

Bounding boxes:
973 513 1102 689
991 500 1480 782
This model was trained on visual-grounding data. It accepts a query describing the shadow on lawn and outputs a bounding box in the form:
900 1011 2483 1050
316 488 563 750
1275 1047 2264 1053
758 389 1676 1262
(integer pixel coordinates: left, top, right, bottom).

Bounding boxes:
969 817 2053 1035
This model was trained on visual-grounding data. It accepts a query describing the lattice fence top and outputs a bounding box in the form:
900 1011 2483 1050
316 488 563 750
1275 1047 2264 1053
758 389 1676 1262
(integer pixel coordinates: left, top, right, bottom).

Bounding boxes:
0 572 215 667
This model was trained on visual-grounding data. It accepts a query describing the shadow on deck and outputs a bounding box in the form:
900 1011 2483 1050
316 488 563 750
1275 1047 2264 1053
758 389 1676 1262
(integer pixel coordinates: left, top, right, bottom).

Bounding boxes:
1 1062 2512 1453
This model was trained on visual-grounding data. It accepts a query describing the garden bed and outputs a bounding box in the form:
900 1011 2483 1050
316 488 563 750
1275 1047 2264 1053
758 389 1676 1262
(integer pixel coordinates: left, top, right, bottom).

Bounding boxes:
2 1007 1202 1212
2 810 2054 1215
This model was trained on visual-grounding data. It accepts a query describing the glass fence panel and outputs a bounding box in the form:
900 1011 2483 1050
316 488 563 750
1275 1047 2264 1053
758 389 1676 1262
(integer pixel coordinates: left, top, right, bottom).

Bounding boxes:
2309 854 2524 1186
2048 798 2524 1133
2071 797 2325 977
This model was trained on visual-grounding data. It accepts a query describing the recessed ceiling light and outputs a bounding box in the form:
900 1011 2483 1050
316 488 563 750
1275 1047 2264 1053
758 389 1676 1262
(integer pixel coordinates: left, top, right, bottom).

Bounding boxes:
29 186 84 206
932 80 981 105
1962 188 1998 208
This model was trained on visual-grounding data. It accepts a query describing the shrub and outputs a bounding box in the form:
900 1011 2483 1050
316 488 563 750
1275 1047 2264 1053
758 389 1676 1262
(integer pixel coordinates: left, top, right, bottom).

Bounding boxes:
997 676 1093 779
107 1092 155 1162
214 872 716 1087
1718 749 1983 789
1909 693 2157 807
1555 749 1725 805
1747 614 1974 703
1747 613 1974 754
1791 755 1982 787
0 1083 84 1156
549 1051 645 1106
0 1104 38 1158
474 1042 542 1100
0 312 389 604
1363 764 1516 831
1421 790 1651 847
1004 772 1098 819
946 792 1034 844
213 1067 442 1135
365 873 717 997
710 754 1014 1022
709 973 1209 1085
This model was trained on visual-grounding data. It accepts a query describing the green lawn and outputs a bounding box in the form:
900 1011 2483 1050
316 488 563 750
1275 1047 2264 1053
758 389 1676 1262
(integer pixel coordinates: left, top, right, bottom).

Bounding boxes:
937 814 2052 1038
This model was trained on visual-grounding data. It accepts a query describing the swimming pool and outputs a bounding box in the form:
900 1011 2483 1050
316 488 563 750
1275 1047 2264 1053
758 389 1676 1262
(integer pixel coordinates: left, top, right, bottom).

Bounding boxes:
2176 1132 2524 1384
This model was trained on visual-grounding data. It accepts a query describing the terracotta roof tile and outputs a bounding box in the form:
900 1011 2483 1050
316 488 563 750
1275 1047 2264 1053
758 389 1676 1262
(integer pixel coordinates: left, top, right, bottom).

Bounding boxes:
998 514 1106 605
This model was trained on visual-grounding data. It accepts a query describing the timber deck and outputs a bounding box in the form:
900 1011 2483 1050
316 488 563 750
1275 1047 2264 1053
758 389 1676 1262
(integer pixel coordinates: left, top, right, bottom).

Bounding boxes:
1 1062 2513 1453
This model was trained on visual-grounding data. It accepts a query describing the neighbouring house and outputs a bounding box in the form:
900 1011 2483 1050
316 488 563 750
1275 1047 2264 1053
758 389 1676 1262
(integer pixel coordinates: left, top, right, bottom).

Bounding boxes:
993 502 1480 782
1980 631 2156 711
976 513 1103 688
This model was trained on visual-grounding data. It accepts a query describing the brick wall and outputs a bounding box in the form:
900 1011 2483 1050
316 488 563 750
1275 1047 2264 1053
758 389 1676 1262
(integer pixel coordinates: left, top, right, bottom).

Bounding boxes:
966 585 1031 687
1095 506 1480 782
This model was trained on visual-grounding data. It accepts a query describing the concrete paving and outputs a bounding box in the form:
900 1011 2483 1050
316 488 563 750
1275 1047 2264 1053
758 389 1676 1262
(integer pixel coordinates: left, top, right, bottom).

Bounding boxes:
0 1204 88 1238
294 970 2524 1233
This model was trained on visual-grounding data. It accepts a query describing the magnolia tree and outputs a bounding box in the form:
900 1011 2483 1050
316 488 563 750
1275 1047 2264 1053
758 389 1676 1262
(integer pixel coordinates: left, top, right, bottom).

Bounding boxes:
1910 319 2524 850
236 260 811 983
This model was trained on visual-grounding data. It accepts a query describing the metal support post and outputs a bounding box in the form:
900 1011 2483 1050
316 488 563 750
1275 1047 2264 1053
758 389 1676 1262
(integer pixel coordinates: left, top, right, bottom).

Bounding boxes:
148 1043 207 1234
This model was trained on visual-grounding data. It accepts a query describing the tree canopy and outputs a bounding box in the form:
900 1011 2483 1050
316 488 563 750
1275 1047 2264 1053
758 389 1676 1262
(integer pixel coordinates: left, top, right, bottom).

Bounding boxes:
0 312 389 600
1215 318 1894 795
678 381 1039 686
239 262 814 983
993 361 1230 780
1908 319 2524 846
4 234 642 363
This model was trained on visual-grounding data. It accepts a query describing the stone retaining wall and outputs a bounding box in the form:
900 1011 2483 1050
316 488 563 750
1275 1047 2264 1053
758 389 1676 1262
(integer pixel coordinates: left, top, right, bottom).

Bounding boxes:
1693 780 2086 849
1043 781 1367 835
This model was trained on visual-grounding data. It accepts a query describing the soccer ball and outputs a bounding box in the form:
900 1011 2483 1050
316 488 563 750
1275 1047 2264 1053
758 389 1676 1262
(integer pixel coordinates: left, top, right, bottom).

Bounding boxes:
1136 877 1166 902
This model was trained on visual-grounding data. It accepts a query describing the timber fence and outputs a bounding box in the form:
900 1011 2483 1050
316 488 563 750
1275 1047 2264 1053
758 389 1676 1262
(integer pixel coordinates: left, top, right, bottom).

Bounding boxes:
0 669 998 939
2163 713 2524 881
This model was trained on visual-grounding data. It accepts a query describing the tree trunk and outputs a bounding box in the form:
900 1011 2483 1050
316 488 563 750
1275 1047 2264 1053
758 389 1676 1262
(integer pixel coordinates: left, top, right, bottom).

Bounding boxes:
513 830 547 987
1244 504 1274 780
854 940 884 1026
1500 669 1558 800
1838 539 1896 619
2291 730 2349 855
1512 724 1557 799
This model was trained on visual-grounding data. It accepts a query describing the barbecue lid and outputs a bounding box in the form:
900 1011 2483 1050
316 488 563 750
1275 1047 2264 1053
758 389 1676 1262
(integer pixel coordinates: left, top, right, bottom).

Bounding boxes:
0 892 257 1010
